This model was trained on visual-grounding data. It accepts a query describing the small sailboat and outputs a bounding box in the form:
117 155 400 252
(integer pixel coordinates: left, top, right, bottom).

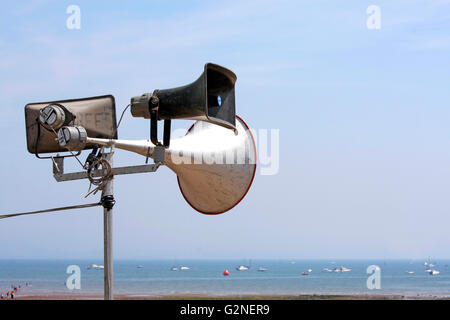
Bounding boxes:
236 265 249 271
424 259 436 268
333 266 351 272
170 257 180 271
236 259 251 271
307 268 312 273
429 270 440 275
87 264 104 270
301 271 309 276
136 265 144 269
257 267 268 272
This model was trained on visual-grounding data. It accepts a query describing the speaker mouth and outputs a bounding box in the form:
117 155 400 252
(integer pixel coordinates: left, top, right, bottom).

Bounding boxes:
205 63 237 131
175 115 256 215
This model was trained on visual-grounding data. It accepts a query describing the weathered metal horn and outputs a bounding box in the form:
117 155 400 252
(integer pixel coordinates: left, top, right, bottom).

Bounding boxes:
85 116 256 214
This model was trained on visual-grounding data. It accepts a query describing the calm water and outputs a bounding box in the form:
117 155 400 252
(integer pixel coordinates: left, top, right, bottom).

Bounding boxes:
1 259 450 297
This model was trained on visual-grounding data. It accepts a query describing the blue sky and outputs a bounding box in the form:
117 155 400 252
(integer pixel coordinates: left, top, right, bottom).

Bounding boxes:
0 0 449 259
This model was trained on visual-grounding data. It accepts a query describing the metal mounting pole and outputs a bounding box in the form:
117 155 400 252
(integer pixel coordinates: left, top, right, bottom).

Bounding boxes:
101 152 114 300
51 150 160 300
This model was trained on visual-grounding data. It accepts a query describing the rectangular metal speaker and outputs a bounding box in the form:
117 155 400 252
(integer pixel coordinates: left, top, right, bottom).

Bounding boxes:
25 95 117 154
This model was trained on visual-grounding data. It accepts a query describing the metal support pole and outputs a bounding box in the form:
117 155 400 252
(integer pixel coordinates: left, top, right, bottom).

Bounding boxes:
101 152 114 300
50 149 160 300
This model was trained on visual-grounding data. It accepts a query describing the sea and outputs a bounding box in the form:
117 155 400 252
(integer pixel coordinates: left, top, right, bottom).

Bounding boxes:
1 259 450 298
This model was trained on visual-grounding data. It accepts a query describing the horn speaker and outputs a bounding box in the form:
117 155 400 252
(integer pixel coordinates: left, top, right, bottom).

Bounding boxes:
25 95 117 154
84 115 256 214
130 63 237 130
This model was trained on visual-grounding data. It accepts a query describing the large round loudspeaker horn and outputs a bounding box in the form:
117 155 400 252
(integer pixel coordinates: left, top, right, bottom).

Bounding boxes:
168 115 256 214
83 116 256 214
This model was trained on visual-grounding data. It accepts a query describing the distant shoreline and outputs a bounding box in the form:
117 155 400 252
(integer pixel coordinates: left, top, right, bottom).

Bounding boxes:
11 293 450 300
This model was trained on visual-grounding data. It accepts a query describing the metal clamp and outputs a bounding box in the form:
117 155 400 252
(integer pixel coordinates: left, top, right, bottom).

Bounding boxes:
101 195 116 210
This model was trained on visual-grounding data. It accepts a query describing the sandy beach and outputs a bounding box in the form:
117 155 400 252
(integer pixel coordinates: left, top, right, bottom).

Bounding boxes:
10 293 449 300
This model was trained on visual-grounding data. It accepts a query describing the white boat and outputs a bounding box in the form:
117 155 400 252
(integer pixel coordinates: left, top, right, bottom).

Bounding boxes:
237 260 251 271
236 265 249 271
322 268 333 273
333 266 351 272
180 266 190 270
429 270 440 275
307 268 312 273
406 271 415 274
87 264 104 270
257 267 268 272
170 266 178 271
